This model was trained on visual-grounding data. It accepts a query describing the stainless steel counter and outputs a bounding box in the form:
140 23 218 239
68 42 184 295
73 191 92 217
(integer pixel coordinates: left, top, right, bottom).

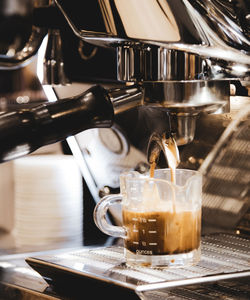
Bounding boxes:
1 232 249 300
0 231 106 299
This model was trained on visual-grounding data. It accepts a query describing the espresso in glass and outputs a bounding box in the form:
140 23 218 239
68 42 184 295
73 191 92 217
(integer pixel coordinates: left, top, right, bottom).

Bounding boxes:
123 135 201 257
123 207 201 256
94 135 202 267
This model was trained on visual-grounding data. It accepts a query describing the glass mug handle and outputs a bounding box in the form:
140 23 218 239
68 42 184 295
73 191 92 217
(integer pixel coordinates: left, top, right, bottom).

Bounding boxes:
93 194 127 238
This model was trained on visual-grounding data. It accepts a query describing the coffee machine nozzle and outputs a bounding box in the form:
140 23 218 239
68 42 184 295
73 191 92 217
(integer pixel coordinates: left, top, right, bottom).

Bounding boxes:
52 0 249 144
0 0 249 161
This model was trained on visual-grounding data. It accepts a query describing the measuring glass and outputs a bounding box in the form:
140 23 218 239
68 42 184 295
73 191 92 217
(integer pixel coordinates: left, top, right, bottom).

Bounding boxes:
94 168 202 268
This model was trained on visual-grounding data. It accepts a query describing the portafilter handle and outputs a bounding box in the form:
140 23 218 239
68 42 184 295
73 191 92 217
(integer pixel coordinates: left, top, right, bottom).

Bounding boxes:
0 84 143 163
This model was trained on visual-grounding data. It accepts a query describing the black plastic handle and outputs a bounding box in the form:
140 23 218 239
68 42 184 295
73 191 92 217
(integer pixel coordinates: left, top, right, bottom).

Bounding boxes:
0 85 114 162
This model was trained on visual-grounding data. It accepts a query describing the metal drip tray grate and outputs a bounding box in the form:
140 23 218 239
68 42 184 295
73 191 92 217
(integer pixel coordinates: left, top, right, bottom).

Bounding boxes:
26 233 250 299
141 277 250 300
200 107 250 231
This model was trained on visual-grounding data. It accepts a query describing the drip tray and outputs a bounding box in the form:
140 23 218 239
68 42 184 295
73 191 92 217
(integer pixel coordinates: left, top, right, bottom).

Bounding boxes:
26 233 250 300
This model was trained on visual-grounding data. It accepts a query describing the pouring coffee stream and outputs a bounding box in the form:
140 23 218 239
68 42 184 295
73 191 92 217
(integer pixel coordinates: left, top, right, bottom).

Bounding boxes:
94 132 202 264
147 132 180 182
147 132 180 213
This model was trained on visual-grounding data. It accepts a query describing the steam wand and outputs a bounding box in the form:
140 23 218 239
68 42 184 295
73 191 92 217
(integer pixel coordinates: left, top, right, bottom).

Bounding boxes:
0 84 143 163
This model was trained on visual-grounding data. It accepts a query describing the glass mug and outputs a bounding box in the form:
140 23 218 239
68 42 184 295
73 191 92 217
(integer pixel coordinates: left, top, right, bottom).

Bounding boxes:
94 169 202 268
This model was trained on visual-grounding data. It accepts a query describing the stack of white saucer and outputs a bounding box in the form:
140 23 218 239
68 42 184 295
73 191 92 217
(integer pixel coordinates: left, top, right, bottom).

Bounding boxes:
13 154 83 247
0 161 14 232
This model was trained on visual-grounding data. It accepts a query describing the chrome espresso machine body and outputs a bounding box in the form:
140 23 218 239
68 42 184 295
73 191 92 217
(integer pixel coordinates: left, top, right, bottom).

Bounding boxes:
0 1 250 299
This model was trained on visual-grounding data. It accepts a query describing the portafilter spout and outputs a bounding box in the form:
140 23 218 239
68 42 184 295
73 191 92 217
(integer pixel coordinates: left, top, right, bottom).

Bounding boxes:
147 132 180 180
52 0 238 145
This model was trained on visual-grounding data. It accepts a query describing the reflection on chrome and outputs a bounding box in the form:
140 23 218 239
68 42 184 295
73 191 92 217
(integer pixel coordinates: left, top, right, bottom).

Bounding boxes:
55 0 250 79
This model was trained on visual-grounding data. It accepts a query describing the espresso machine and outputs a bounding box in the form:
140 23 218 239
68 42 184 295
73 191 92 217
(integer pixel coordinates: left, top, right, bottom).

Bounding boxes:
0 1 250 299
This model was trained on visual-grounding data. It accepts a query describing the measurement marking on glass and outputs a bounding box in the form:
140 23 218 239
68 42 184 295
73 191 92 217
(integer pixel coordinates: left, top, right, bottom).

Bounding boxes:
149 243 157 246
132 218 138 221
148 219 156 222
132 241 139 245
148 231 157 234
133 229 139 232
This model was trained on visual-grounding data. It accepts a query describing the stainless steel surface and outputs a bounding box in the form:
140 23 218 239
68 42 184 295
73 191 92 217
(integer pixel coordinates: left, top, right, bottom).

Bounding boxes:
0 27 46 70
1 0 247 148
55 0 250 79
143 80 230 144
0 0 47 70
42 29 70 86
0 232 249 300
108 84 143 114
141 276 250 299
117 46 204 81
174 114 197 145
200 104 250 231
25 233 250 299
143 81 230 111
52 0 243 146
0 246 84 300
